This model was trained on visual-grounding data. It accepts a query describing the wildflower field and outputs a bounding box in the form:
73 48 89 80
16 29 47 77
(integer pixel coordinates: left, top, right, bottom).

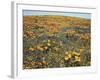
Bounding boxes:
23 15 91 69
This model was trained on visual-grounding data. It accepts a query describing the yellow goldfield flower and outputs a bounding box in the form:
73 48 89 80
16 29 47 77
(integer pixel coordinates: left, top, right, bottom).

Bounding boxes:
47 43 51 46
75 56 81 62
68 53 71 58
77 58 81 62
29 47 34 51
65 51 72 60
75 56 78 60
64 56 69 61
64 52 71 61
73 52 80 56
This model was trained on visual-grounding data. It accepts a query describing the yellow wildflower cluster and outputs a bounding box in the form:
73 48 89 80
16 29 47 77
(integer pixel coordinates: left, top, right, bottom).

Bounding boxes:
79 34 90 40
75 56 80 62
47 39 51 46
64 51 81 62
64 51 72 60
